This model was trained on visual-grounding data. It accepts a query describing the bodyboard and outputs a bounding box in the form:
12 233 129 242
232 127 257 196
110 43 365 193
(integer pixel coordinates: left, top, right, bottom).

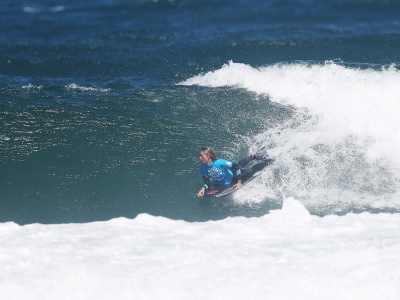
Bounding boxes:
204 174 258 198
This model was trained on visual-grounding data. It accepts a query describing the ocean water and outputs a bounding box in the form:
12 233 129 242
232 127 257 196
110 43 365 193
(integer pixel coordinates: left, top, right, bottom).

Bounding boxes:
1 0 400 298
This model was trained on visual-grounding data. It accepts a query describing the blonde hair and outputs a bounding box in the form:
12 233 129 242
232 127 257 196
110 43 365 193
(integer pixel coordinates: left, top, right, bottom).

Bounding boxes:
200 146 217 162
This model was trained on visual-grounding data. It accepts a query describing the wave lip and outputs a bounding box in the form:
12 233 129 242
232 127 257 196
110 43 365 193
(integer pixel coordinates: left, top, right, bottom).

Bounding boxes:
181 61 400 161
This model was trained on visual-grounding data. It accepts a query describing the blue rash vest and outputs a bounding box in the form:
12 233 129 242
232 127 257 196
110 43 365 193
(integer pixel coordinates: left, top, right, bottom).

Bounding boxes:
200 159 234 186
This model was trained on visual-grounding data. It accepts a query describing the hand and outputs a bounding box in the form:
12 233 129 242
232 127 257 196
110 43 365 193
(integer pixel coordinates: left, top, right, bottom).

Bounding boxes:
197 187 206 197
234 182 242 190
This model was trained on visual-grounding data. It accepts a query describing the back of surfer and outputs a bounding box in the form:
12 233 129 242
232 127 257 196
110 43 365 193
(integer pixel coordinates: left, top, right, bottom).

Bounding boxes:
197 146 274 197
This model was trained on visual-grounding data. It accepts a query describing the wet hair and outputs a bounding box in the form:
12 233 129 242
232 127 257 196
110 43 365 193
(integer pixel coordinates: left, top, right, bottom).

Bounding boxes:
200 146 217 162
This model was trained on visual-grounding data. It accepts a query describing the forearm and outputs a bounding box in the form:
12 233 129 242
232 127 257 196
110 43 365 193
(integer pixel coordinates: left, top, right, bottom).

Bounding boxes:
232 163 242 182
202 176 210 190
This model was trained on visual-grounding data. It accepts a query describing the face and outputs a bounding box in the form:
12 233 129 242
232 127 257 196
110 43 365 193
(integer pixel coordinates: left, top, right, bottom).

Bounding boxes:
199 151 210 164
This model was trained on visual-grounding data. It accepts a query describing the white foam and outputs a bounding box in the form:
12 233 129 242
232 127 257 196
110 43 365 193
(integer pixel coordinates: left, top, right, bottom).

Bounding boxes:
22 5 65 14
65 83 110 92
1 199 399 299
22 83 43 90
49 6 65 13
22 6 41 14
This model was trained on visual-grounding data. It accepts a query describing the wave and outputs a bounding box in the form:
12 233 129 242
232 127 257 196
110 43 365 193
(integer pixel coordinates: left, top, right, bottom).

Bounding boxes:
181 61 400 213
181 61 400 148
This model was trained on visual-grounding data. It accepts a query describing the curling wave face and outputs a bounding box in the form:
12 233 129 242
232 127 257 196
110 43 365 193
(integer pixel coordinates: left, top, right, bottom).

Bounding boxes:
181 61 400 214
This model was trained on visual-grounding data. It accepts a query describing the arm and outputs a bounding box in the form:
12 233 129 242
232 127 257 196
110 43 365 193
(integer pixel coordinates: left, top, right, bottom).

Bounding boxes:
197 176 210 197
231 162 242 189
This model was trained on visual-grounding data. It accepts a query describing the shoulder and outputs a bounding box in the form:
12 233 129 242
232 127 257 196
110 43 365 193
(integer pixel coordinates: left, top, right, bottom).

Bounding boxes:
200 164 208 170
215 159 233 167
200 164 208 175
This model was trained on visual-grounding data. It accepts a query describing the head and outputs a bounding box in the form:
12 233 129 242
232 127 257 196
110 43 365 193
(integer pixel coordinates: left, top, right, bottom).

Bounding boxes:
199 146 217 164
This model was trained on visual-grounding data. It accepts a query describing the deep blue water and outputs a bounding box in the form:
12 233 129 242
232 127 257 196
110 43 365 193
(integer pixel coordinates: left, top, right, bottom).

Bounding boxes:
1 0 400 224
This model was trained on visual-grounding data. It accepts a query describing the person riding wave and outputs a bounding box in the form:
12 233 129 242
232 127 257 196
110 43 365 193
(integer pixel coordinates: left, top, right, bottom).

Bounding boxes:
197 146 274 197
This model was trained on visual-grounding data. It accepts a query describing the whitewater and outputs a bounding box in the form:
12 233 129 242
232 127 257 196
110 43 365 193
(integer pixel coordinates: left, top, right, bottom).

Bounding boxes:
182 61 400 160
1 197 399 300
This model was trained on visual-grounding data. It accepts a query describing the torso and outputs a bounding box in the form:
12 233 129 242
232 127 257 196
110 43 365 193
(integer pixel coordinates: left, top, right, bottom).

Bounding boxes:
200 159 233 185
